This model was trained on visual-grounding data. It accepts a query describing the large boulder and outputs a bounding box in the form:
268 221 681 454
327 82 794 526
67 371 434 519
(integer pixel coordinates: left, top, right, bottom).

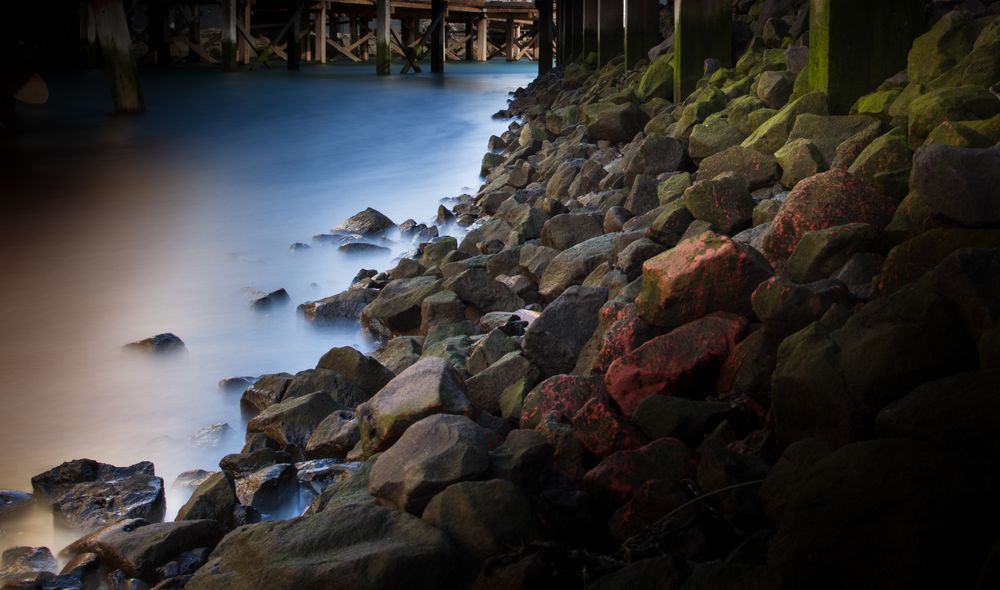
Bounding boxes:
762 169 896 263
30 460 166 530
540 212 604 251
519 375 609 430
586 102 649 143
624 135 686 187
785 114 882 166
304 409 360 460
768 440 989 590
333 207 395 235
185 503 457 590
64 519 224 582
368 414 491 514
522 286 607 377
877 228 1000 295
298 287 378 324
361 276 443 336
538 234 617 300
908 144 1000 228
356 357 472 455
315 346 393 396
785 223 882 284
635 231 774 328
422 479 534 560
465 352 539 415
582 438 692 505
906 10 978 84
682 174 755 235
741 91 828 155
175 473 238 529
605 313 747 416
907 85 1000 149
246 391 339 450
443 269 524 313
697 146 780 190
638 53 675 101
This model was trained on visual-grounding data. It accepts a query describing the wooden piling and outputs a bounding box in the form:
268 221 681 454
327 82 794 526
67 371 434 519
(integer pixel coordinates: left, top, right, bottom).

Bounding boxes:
466 20 475 61
674 0 731 101
375 0 390 74
598 0 624 67
583 0 598 60
315 3 327 64
555 0 565 67
477 17 488 62
150 0 171 67
431 0 447 73
239 1 252 65
79 2 97 68
570 0 583 62
187 7 202 63
287 0 301 70
808 0 924 113
537 0 553 74
93 0 144 114
222 0 238 71
505 17 515 61
624 0 659 69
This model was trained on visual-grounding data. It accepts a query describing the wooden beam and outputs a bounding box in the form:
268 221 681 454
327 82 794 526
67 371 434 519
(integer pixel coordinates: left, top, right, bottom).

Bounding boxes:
505 17 515 61
624 0 658 68
431 0 448 72
239 1 252 64
582 0 597 59
465 20 475 60
222 0 238 70
376 0 391 74
93 0 144 114
674 0 730 101
536 0 552 74
315 3 327 63
187 6 202 63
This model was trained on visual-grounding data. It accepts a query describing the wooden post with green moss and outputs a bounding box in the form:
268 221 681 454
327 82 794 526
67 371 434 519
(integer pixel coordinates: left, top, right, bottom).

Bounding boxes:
432 0 447 73
582 0 598 60
673 0 731 101
537 0 553 74
598 0 624 67
807 0 924 114
624 0 659 69
93 0 144 114
221 0 237 71
376 0 390 75
287 0 301 70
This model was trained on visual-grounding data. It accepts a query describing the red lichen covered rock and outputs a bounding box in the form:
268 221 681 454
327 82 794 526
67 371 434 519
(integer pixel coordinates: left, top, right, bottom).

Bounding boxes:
762 169 897 264
605 313 748 416
592 307 663 374
519 375 608 430
635 231 773 329
571 398 645 458
582 438 692 506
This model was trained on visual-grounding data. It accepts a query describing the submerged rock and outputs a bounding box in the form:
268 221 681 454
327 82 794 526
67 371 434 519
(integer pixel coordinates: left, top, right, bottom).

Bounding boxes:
0 546 58 588
333 207 396 236
0 490 33 520
123 334 185 355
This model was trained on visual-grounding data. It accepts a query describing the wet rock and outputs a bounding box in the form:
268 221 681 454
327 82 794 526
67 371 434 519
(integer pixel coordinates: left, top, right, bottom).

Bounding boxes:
304 410 360 460
356 357 473 454
467 352 539 415
636 231 773 329
605 313 747 416
185 503 457 590
175 473 237 530
762 169 896 264
333 207 396 236
280 368 368 408
361 276 443 336
232 463 297 514
583 438 692 506
31 460 166 530
519 375 609 430
217 376 254 394
373 336 423 375
444 268 524 313
298 287 378 324
768 439 987 590
248 289 290 310
65 519 224 582
697 146 779 190
315 346 392 396
188 424 232 449
369 414 491 514
683 174 754 235
489 429 553 489
523 286 607 377
295 459 356 498
422 479 535 561
123 334 185 355
538 234 616 300
247 391 339 450
238 373 291 412
0 546 57 587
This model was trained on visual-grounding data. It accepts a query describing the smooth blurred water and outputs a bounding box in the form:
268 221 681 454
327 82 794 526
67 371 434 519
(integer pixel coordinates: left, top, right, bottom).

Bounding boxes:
0 60 534 550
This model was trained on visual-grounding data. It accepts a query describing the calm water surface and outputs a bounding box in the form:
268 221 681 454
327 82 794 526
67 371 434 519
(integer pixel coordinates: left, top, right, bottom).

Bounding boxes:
0 61 534 550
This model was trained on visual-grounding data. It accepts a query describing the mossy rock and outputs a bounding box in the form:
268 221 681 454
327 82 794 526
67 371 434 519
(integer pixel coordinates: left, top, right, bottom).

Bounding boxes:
907 85 1000 149
907 10 978 85
689 118 748 162
741 91 829 155
644 110 676 136
722 75 754 100
775 138 826 189
887 82 927 125
757 70 797 109
786 114 883 166
928 17 1000 89
786 223 883 284
788 67 811 103
878 228 1000 295
545 105 583 135
728 95 767 135
923 115 1000 148
638 53 675 101
849 128 913 180
657 172 693 205
851 89 902 121
671 86 729 139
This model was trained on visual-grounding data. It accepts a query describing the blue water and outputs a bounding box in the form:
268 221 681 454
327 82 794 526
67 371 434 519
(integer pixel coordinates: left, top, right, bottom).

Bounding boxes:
0 61 534 548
